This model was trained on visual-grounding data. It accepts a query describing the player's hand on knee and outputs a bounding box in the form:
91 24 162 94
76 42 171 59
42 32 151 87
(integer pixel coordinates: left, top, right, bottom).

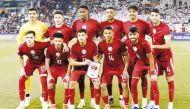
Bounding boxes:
47 75 54 82
122 70 129 81
63 74 70 83
150 71 158 81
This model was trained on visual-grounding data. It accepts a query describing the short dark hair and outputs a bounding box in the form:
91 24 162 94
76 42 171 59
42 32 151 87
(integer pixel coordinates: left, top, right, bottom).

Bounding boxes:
104 26 113 31
128 5 138 11
79 5 89 10
150 8 160 14
28 7 38 13
129 26 138 33
53 10 64 16
25 30 35 36
78 29 87 34
53 31 64 39
106 6 115 10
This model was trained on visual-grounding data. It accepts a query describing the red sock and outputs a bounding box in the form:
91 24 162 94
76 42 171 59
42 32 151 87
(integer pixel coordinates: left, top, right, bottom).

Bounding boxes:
150 88 154 101
107 84 112 96
64 89 69 104
141 77 148 98
168 81 174 102
118 83 123 95
79 78 85 99
69 89 75 105
151 81 159 105
123 96 129 106
48 88 55 104
131 78 139 104
40 76 48 102
90 81 94 98
19 75 27 101
102 96 108 105
94 88 101 105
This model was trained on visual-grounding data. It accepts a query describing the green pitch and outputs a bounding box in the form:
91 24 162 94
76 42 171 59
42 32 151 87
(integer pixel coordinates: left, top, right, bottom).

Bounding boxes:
0 41 189 109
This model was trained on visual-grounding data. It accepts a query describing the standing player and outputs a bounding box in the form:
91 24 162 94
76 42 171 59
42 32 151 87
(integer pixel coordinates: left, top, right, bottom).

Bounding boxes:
100 7 124 106
124 27 160 109
148 8 175 109
98 26 129 109
44 10 72 44
68 29 101 109
17 7 48 106
122 5 150 108
72 5 99 42
45 32 71 109
71 5 100 108
16 31 50 109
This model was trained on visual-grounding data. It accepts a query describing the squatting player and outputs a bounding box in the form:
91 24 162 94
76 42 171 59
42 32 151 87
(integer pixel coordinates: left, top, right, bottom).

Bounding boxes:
16 31 50 109
45 32 71 109
124 27 160 109
68 29 101 109
98 26 129 109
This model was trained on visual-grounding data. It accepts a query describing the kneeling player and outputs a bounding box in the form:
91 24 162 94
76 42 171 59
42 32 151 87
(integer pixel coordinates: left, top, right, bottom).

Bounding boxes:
98 26 129 109
68 29 101 109
17 31 51 109
45 32 71 109
124 27 159 109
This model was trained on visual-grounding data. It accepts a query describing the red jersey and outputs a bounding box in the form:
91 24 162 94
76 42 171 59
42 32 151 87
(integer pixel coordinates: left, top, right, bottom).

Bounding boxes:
44 24 72 44
100 19 123 40
125 39 151 65
70 41 98 70
149 21 173 61
98 40 127 68
46 45 69 68
123 19 149 40
18 41 50 65
72 18 99 41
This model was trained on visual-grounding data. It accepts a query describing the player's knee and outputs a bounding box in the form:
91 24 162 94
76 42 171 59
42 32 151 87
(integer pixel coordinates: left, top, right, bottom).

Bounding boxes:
48 83 55 89
69 81 75 89
93 82 100 89
101 84 107 91
121 83 127 88
167 76 174 82
63 82 69 89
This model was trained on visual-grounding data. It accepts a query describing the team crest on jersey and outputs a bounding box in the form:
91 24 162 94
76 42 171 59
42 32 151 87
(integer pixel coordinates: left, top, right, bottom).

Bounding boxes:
82 25 87 30
82 49 87 55
56 52 61 57
133 47 137 52
30 50 35 54
153 29 156 34
108 46 113 52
